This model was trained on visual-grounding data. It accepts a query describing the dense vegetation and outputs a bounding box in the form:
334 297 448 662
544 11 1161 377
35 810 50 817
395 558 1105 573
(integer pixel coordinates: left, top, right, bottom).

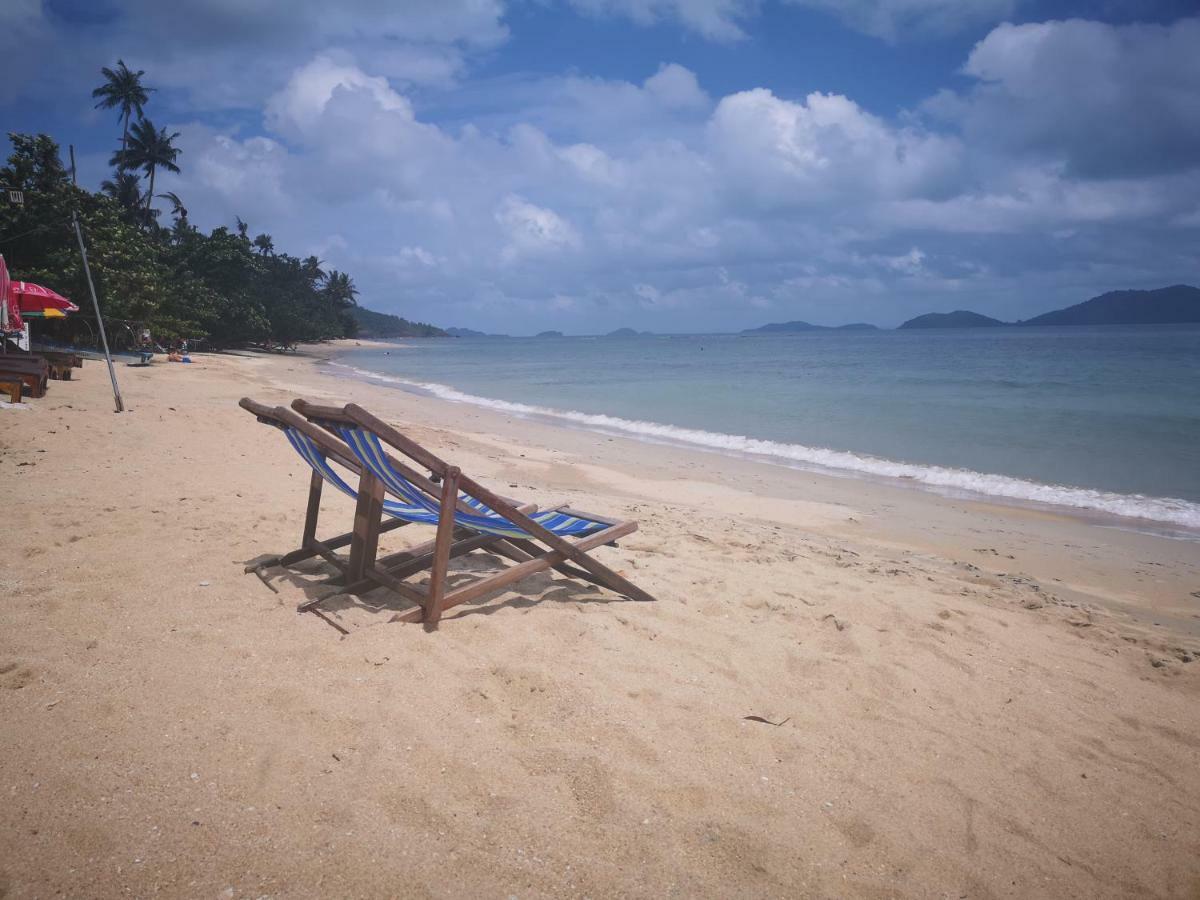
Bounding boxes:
1019 285 1200 326
350 305 446 338
0 61 437 350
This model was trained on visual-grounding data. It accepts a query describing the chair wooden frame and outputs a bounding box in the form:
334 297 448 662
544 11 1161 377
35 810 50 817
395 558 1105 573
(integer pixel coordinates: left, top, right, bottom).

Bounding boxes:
287 398 656 625
239 398 544 616
240 399 410 574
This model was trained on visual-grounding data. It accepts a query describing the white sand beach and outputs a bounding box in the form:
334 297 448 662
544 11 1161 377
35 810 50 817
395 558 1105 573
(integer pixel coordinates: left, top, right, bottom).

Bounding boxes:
2 343 1198 898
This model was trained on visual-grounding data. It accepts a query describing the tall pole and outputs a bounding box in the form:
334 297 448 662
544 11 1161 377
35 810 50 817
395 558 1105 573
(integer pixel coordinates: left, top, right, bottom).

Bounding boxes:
71 212 124 413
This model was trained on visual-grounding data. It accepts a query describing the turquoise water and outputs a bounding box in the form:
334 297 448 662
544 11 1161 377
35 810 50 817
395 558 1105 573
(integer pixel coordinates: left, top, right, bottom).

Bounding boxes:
332 326 1200 530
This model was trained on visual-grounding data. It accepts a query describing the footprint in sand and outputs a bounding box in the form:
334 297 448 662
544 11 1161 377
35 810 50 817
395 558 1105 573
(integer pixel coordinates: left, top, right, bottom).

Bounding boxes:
0 660 36 690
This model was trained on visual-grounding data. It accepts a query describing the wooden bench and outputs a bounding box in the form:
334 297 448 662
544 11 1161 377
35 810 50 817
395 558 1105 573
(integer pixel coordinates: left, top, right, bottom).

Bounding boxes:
39 351 84 378
0 357 50 398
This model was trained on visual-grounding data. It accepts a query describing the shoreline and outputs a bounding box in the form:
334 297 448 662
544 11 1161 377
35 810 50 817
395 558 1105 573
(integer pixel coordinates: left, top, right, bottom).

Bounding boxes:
325 340 1200 540
2 342 1198 897
311 343 1200 637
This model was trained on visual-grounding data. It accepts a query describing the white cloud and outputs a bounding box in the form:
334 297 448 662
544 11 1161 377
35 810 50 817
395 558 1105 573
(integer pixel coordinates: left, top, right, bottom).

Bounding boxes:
882 247 925 273
783 0 1016 40
644 63 710 110
567 0 757 41
495 195 583 261
141 16 1200 332
568 0 1014 42
265 53 413 138
931 17 1200 178
0 0 509 109
396 246 440 267
170 125 292 221
708 88 963 207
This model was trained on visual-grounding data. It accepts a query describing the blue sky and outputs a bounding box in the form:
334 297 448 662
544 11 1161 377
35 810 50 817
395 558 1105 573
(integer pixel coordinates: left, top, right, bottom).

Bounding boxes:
2 0 1198 333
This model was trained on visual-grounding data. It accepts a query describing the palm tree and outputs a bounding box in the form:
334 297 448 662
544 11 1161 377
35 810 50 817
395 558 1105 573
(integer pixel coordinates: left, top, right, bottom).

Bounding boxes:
100 170 144 209
301 256 326 283
111 117 181 225
157 191 188 222
324 270 359 308
92 60 154 156
253 233 274 256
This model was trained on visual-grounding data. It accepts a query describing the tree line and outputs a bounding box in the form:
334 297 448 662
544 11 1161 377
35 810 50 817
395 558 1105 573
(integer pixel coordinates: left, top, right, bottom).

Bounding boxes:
0 61 428 349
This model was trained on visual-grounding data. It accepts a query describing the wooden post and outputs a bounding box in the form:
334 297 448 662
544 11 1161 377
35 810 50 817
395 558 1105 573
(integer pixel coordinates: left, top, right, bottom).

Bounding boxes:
71 212 123 413
424 467 461 626
347 472 384 583
301 469 323 547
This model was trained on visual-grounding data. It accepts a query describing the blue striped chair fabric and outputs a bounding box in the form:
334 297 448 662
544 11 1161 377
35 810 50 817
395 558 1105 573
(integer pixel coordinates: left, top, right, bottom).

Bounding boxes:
283 426 609 540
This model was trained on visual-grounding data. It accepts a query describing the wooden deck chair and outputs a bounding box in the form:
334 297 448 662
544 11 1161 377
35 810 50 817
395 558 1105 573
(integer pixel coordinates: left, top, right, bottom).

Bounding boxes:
239 398 538 607
240 398 413 575
291 399 656 625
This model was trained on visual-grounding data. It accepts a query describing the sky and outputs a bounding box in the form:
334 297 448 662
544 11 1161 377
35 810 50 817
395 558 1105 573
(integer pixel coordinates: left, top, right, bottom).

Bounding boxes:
2 0 1199 333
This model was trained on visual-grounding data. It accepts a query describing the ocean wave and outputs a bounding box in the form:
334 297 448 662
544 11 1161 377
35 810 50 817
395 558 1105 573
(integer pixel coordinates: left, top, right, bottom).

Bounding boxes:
329 361 1200 531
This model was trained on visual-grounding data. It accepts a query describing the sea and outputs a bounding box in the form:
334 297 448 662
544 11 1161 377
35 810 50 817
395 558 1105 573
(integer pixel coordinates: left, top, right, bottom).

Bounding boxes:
330 325 1200 536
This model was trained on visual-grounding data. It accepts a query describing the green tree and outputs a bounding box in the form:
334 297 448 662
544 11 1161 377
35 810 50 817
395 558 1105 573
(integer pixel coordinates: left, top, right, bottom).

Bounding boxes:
323 270 358 308
157 191 187 223
91 60 154 156
100 170 145 224
1 133 69 194
110 118 181 225
2 132 400 351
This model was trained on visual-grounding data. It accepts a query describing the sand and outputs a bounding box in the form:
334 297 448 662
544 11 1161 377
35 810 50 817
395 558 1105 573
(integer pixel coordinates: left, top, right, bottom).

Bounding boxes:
1 343 1198 899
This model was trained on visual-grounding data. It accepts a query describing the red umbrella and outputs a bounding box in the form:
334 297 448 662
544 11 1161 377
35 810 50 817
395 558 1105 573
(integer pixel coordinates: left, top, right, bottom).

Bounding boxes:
9 281 79 318
0 256 21 334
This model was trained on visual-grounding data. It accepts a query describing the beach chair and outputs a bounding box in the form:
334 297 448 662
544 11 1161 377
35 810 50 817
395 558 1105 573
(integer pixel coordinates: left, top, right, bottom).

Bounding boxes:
238 399 543 600
241 398 408 572
291 400 655 624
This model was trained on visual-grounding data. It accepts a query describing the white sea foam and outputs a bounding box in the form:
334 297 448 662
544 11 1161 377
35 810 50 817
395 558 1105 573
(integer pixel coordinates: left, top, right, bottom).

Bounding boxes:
330 361 1200 531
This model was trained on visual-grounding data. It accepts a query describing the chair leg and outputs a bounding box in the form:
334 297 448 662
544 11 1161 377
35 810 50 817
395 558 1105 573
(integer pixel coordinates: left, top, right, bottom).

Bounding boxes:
301 470 323 547
503 538 609 589
347 472 385 583
277 517 408 568
424 467 461 626
545 531 657 603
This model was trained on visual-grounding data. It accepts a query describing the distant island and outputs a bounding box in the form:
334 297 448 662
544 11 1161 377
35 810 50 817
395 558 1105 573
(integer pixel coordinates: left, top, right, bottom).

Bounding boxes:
1019 285 1200 326
742 320 879 334
605 327 652 337
445 327 508 338
899 285 1200 329
898 311 1003 329
350 306 447 338
535 330 565 338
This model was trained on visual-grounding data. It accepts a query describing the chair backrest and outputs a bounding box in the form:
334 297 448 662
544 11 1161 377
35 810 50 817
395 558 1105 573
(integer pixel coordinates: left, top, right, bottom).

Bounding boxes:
291 399 464 514
295 401 546 535
239 397 363 476
338 426 441 512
